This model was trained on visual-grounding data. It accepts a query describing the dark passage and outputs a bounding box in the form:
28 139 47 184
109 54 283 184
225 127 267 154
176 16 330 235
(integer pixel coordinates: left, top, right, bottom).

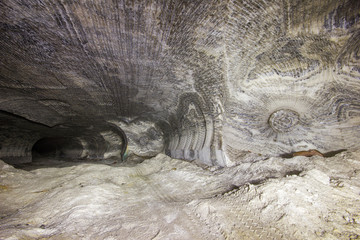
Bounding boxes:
32 137 84 161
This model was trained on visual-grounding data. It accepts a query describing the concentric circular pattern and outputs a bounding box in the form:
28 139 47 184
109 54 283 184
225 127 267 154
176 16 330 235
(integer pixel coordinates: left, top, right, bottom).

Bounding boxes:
268 109 300 133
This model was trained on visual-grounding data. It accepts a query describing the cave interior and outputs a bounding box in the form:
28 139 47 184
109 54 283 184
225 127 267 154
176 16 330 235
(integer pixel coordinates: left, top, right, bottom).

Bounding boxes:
0 0 360 239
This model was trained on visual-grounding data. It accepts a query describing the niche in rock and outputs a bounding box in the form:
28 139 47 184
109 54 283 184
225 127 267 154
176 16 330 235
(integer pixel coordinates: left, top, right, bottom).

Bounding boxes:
32 137 83 160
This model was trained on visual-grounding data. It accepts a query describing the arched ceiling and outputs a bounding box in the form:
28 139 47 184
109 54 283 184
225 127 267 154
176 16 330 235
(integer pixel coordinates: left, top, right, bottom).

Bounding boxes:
0 0 359 166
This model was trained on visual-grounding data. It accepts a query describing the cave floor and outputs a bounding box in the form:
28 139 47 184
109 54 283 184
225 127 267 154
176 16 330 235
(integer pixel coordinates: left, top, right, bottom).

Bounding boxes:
0 152 360 240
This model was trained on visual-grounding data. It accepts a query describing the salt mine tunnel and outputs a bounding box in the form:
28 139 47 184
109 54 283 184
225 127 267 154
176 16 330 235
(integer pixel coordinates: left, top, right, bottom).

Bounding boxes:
0 0 360 239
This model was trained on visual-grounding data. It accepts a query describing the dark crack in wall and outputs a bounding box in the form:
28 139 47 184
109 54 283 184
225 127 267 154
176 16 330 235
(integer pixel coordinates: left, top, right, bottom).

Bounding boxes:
0 0 359 166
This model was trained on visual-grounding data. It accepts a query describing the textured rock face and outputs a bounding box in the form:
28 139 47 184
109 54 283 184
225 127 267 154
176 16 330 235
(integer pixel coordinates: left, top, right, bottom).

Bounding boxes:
0 0 359 165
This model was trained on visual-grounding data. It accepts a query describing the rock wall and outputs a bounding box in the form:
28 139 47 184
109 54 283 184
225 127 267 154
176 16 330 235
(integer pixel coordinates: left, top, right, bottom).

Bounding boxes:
0 0 359 166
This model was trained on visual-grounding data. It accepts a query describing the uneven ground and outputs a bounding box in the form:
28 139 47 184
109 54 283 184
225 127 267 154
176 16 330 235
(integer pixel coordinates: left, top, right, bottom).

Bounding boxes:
1 150 359 240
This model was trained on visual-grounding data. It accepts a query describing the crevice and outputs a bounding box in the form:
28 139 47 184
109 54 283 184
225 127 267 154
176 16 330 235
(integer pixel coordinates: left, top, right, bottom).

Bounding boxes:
280 149 347 158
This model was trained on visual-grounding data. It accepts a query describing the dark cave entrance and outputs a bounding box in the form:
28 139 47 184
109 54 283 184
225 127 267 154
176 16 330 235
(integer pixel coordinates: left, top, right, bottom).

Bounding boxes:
32 137 84 161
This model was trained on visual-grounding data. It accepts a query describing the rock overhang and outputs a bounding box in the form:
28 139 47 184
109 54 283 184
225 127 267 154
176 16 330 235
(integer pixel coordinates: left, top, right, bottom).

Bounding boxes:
0 0 359 166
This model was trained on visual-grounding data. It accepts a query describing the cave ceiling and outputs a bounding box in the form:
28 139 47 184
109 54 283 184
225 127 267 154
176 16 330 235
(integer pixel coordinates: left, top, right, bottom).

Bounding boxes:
0 0 359 166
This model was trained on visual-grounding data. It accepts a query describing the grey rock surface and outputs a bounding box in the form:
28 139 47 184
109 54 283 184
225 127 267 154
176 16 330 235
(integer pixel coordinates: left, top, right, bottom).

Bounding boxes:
1 2 360 239
0 0 359 165
0 151 359 239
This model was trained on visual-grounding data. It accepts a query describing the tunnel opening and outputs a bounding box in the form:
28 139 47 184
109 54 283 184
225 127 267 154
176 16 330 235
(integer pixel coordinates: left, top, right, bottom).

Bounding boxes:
32 137 84 161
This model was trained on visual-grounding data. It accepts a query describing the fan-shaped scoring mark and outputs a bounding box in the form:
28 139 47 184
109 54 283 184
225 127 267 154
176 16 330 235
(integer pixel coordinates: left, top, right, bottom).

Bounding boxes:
268 109 300 133
335 99 360 121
